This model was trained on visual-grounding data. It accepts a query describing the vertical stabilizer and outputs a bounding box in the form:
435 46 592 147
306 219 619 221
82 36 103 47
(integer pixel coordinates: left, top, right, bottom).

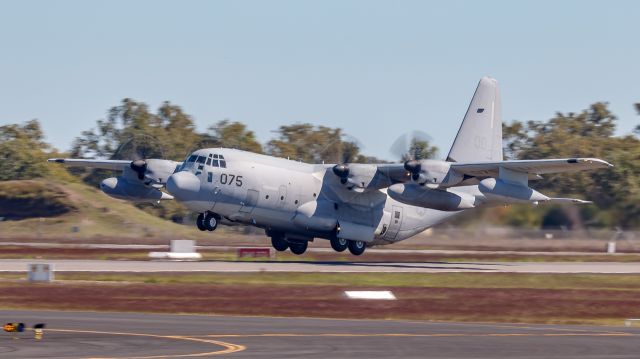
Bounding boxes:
446 77 502 162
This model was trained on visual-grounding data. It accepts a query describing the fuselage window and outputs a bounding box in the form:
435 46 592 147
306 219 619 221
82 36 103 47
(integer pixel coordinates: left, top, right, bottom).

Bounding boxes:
207 172 213 182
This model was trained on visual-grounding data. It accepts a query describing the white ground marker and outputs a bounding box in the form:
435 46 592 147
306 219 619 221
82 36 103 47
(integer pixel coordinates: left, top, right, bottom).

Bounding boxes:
344 291 396 300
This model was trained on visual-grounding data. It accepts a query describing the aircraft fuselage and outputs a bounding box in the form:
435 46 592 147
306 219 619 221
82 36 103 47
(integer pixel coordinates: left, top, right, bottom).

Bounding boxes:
169 148 460 246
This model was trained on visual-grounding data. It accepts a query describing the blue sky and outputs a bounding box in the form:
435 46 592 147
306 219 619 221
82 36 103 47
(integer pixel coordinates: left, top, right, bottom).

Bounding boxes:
1 0 638 160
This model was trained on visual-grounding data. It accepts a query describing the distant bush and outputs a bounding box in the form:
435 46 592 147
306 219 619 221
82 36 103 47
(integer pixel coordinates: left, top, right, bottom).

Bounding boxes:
0 181 76 220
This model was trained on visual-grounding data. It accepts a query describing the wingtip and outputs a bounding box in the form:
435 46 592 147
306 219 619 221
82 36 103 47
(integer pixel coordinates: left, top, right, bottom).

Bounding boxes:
579 158 613 168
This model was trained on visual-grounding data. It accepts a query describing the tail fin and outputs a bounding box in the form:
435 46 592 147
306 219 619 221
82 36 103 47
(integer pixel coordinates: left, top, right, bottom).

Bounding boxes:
446 77 502 162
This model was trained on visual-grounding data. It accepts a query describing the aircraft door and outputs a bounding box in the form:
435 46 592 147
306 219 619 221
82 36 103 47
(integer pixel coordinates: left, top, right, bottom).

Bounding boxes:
384 205 403 240
240 189 259 213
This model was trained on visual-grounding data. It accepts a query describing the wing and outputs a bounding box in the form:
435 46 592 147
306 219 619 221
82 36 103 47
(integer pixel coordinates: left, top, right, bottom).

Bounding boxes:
47 158 132 171
346 157 611 192
450 158 612 178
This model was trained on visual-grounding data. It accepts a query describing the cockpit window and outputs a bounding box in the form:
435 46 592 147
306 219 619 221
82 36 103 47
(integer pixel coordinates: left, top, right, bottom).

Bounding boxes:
204 153 227 168
187 155 197 162
196 156 206 164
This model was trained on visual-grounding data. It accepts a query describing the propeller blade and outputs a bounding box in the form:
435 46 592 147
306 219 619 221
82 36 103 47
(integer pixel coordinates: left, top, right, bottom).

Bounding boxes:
389 130 435 162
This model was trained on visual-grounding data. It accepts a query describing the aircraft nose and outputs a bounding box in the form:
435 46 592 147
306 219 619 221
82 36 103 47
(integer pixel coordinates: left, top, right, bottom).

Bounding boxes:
166 171 201 200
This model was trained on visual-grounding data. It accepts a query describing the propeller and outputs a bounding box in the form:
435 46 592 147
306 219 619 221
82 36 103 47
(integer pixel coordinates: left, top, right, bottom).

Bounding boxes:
112 134 166 184
332 164 349 184
403 159 422 181
389 130 438 184
130 159 148 181
389 130 436 162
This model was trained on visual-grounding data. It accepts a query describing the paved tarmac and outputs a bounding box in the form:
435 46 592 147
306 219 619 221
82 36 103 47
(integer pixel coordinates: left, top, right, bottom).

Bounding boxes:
1 258 640 273
1 310 639 358
4 242 640 257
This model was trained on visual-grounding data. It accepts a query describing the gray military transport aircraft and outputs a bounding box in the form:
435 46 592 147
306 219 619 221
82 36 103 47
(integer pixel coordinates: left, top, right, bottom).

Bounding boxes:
49 77 612 256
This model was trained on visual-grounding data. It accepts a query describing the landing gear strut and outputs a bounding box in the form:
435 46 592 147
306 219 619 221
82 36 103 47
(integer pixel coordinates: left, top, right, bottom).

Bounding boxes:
347 240 366 256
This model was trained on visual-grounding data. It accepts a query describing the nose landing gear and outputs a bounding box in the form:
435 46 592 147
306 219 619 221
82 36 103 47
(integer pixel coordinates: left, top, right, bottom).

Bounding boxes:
196 212 220 232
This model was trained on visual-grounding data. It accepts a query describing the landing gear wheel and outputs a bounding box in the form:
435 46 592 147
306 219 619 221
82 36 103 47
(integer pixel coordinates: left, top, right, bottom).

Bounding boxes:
330 237 348 252
204 213 219 231
196 213 206 231
347 240 366 256
289 241 308 255
271 234 289 252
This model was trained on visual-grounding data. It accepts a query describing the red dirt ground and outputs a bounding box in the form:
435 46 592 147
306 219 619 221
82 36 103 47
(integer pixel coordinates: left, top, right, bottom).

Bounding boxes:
1 281 639 324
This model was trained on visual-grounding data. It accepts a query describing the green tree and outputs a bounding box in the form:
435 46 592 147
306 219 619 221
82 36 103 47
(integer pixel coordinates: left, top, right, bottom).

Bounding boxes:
203 120 263 154
502 102 640 228
0 120 50 180
403 138 438 161
267 123 364 163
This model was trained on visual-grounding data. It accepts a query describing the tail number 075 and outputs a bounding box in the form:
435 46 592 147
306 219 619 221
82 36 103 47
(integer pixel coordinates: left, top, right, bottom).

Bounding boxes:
219 174 243 187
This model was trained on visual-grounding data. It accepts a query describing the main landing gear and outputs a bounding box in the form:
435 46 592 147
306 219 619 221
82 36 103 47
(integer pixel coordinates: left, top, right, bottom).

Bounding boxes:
269 232 309 255
330 237 348 252
330 237 365 255
268 231 365 256
196 212 220 232
347 240 366 256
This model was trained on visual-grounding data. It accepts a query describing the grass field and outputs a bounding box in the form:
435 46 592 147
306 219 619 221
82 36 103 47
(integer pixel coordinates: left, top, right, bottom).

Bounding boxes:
0 179 203 240
1 272 639 325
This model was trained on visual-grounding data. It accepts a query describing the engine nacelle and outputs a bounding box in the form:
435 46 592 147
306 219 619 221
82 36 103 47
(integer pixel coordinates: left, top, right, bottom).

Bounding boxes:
387 183 476 211
100 177 173 202
478 178 549 203
332 163 379 191
405 160 463 187
124 159 181 185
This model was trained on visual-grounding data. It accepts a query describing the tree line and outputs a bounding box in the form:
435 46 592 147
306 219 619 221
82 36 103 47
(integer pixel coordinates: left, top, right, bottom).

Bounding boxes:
1 98 639 228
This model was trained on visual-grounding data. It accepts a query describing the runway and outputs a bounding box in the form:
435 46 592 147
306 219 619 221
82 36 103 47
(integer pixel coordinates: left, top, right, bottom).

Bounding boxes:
1 310 639 358
1 259 640 273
